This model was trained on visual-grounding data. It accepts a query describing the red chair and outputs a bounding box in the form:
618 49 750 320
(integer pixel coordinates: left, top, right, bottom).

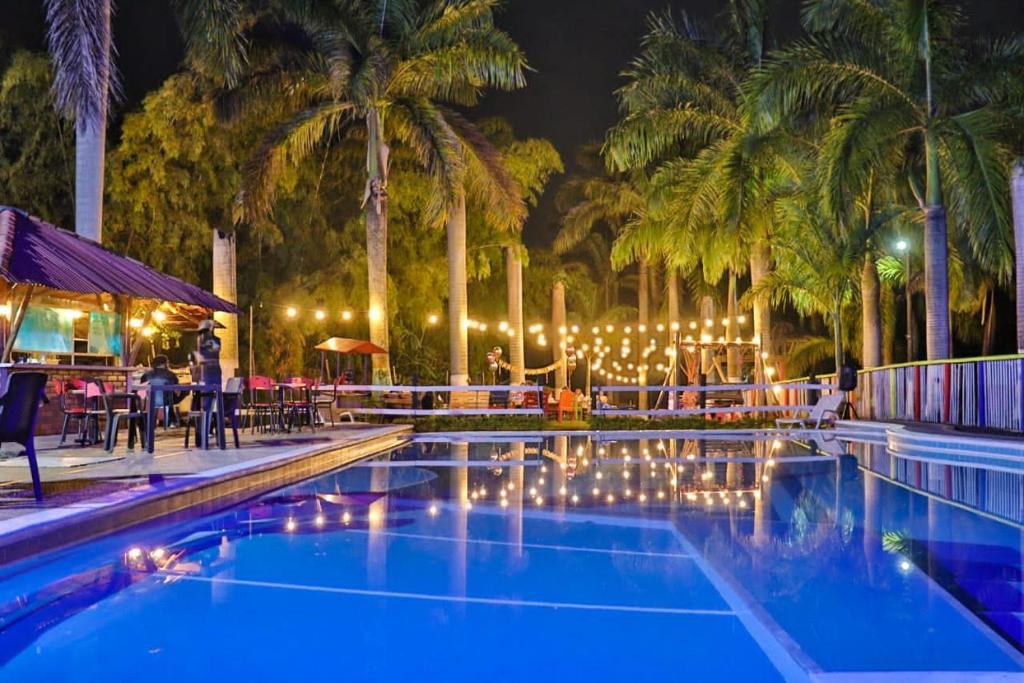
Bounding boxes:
53 379 89 445
557 389 575 422
246 376 279 433
282 377 316 432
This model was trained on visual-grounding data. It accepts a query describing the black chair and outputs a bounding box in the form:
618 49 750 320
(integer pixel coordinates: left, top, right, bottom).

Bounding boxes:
184 378 240 449
92 380 147 452
0 373 48 501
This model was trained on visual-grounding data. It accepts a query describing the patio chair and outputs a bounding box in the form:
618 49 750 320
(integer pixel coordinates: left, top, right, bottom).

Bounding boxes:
775 392 846 430
556 389 575 422
0 372 48 501
53 379 89 445
92 380 147 452
185 378 242 449
283 377 316 432
312 377 339 427
246 375 279 433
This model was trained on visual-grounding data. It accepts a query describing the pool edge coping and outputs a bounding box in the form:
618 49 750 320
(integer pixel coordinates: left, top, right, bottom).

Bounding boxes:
0 425 412 566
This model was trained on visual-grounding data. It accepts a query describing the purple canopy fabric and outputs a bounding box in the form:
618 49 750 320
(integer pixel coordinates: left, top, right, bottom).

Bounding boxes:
0 207 239 313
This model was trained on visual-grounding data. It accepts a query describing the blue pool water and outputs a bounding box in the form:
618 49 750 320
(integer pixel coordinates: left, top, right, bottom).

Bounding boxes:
0 434 1021 681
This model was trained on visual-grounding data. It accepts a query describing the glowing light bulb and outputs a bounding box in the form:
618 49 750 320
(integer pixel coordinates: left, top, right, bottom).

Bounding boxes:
427 313 438 325
127 547 143 560
342 512 352 524
428 504 439 516
500 499 509 508
314 514 325 527
315 310 326 321
592 487 600 496
343 310 354 321
285 519 297 532
286 307 297 318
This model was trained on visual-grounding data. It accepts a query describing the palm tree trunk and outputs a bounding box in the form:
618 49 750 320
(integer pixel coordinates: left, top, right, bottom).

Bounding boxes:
982 286 996 356
749 241 772 363
212 229 239 384
667 265 680 332
637 257 649 409
726 269 740 381
923 12 950 360
551 280 567 387
75 118 106 242
881 283 895 366
1012 159 1024 352
365 111 390 384
65 0 112 243
506 247 525 385
447 190 469 386
861 252 882 368
832 295 845 376
700 295 715 378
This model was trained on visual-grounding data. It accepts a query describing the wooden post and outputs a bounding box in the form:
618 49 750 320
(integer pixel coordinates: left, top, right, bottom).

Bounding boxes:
1 286 35 362
127 303 158 366
117 296 132 366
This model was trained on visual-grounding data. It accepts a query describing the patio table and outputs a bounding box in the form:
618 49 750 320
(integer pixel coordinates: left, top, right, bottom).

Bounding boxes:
144 384 225 453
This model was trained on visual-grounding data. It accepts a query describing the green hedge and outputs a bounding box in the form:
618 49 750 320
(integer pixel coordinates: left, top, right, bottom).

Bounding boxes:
404 415 774 433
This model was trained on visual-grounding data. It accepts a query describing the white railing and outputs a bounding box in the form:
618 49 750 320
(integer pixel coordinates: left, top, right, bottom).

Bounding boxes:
591 381 838 418
320 384 545 417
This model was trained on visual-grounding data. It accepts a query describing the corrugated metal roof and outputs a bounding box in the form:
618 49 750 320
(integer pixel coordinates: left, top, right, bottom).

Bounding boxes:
0 207 239 313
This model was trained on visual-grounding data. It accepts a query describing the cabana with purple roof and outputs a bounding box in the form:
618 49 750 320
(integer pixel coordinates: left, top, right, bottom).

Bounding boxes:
0 206 239 435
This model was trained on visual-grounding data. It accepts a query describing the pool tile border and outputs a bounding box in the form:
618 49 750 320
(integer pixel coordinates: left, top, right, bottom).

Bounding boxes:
0 426 411 566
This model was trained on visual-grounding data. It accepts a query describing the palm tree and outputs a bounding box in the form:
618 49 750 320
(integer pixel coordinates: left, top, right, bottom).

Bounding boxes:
45 0 118 242
603 6 785 367
194 0 527 383
446 117 527 386
753 0 1024 360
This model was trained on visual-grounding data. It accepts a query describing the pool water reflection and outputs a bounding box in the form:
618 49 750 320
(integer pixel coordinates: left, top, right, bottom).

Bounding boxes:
0 434 1020 681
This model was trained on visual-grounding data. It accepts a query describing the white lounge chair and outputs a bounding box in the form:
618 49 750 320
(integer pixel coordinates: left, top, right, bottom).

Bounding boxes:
776 392 846 430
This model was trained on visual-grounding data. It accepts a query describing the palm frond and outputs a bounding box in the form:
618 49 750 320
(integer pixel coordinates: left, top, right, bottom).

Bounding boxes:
45 0 121 126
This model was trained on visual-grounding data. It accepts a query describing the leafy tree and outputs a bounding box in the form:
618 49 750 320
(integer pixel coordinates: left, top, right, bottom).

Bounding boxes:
0 51 73 226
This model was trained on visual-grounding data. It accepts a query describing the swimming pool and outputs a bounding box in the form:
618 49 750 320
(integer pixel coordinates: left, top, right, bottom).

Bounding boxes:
0 434 1021 681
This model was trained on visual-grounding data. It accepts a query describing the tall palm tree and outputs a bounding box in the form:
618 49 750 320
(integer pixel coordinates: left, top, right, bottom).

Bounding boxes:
446 117 527 386
604 5 785 366
753 0 1024 360
45 0 118 243
194 0 527 383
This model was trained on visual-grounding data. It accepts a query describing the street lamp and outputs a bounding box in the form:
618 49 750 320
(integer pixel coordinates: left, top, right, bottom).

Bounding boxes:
896 239 912 361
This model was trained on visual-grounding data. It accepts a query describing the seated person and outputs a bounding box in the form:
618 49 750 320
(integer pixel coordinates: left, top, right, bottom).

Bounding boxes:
597 392 615 409
140 355 184 424
573 388 588 419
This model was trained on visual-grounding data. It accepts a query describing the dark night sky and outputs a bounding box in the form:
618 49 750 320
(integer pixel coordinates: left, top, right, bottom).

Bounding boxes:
2 0 1022 244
